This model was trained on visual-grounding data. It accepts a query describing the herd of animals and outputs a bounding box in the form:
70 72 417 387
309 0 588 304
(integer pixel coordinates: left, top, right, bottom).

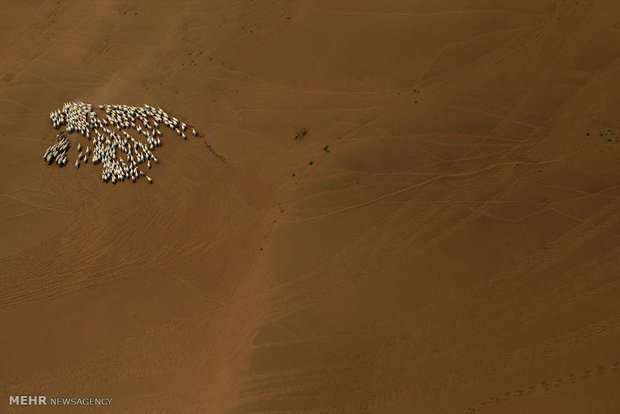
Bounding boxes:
44 101 198 184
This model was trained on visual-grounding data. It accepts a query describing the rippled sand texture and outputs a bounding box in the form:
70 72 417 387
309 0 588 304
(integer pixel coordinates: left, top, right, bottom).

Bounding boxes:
1 1 619 413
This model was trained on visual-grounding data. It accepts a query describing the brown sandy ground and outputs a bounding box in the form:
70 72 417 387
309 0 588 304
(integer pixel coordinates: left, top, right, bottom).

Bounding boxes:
1 0 619 413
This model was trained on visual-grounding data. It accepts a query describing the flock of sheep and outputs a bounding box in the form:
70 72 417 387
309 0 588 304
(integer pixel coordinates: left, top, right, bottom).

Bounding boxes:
45 101 198 184
43 131 70 167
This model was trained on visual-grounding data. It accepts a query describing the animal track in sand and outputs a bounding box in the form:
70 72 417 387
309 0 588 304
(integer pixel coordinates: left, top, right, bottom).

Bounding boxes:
466 360 619 413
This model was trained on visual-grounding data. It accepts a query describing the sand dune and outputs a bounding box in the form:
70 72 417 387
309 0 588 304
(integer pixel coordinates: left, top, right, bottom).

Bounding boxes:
1 0 619 413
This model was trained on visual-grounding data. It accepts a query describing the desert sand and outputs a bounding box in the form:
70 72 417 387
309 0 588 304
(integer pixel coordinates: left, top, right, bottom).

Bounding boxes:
1 0 619 413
